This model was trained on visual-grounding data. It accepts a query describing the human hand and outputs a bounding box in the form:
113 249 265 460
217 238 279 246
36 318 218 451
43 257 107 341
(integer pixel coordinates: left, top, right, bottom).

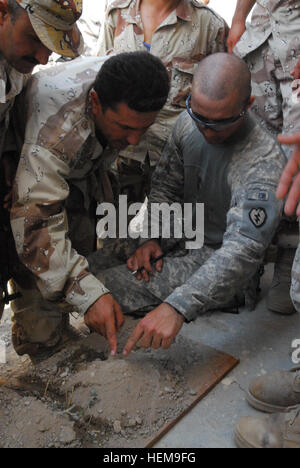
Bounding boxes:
277 133 300 216
127 240 163 282
122 303 184 356
292 57 300 80
227 21 246 53
84 293 124 356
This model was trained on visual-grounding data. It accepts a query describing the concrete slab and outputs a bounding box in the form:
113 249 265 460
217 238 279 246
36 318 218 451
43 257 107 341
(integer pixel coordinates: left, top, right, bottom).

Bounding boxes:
155 265 300 448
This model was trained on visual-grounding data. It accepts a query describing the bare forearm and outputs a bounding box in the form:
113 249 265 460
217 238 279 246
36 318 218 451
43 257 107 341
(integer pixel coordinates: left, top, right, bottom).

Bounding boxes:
232 0 256 24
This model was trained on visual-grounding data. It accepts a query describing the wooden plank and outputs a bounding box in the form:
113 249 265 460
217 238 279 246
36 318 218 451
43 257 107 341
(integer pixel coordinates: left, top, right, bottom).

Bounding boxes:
145 348 239 448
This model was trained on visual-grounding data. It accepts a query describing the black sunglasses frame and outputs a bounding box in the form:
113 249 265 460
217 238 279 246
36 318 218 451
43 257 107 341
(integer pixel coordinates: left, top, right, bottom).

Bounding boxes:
185 94 247 131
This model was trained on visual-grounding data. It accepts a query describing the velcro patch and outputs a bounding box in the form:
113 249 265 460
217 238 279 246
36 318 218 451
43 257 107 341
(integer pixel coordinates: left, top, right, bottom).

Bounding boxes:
239 189 282 246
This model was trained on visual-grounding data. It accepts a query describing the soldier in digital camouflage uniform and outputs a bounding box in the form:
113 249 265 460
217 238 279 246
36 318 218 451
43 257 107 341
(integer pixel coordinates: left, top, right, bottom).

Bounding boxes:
96 0 228 205
228 0 300 316
88 53 286 356
10 51 170 359
0 0 83 323
233 132 300 449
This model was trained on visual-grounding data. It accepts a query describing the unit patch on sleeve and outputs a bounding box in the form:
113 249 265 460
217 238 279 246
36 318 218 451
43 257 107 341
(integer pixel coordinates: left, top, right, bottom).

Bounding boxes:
249 207 267 228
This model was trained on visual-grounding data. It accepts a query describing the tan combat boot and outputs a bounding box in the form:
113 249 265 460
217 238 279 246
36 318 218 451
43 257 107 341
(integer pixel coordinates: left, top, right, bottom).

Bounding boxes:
267 248 297 315
246 368 300 413
235 407 300 448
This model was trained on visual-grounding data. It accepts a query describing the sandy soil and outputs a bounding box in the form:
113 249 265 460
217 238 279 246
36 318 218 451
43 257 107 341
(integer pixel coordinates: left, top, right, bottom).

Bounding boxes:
1 311 229 448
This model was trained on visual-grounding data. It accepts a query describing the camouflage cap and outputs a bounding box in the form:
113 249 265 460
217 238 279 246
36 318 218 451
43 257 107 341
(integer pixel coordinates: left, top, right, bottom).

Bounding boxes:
17 0 84 58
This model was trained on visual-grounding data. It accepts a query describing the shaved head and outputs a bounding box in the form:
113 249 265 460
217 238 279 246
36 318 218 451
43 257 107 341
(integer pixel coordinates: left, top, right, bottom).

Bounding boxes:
193 53 251 110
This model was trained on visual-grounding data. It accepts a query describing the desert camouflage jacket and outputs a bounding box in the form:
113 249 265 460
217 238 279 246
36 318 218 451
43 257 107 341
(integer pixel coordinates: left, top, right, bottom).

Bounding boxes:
79 0 107 55
0 55 27 159
97 0 228 163
235 0 300 65
11 56 119 315
148 112 286 320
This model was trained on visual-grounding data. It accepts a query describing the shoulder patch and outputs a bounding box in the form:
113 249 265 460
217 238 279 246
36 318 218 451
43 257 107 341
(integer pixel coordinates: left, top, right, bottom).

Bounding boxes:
239 189 282 246
249 208 267 228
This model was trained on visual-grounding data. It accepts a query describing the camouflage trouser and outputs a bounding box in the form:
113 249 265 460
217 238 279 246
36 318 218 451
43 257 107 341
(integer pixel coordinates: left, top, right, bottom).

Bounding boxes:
10 184 99 355
291 222 300 313
110 155 155 206
88 242 240 316
241 41 300 158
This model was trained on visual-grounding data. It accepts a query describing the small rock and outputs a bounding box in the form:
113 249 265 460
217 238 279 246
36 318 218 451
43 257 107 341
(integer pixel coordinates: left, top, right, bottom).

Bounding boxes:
90 388 98 397
221 377 236 387
128 418 136 427
113 420 122 434
164 387 173 393
59 426 76 444
189 390 197 396
135 417 143 425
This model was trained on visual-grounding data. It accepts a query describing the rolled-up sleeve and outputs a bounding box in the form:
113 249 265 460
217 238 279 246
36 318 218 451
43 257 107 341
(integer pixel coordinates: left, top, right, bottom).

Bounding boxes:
11 143 109 315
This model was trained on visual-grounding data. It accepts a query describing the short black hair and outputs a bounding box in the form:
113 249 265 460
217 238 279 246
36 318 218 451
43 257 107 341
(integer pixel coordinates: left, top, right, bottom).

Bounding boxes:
94 51 170 113
7 0 24 22
194 53 252 109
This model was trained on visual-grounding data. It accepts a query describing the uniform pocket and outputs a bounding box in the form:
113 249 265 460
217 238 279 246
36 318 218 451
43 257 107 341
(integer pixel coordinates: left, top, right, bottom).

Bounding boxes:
169 59 199 108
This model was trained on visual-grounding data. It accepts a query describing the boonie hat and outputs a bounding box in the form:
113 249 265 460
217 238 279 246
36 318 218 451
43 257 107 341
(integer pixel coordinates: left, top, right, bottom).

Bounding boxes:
17 0 84 58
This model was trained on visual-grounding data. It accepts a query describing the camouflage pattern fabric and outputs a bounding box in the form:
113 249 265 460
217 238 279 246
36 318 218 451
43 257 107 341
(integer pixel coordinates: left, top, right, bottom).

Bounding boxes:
97 0 228 165
0 55 28 324
78 0 107 55
10 57 122 319
291 222 300 313
0 55 27 158
91 245 215 317
10 180 104 354
90 112 286 321
234 1 300 147
18 0 84 58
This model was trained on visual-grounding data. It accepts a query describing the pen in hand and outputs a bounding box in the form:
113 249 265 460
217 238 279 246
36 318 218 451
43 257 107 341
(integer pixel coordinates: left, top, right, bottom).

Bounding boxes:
131 253 165 276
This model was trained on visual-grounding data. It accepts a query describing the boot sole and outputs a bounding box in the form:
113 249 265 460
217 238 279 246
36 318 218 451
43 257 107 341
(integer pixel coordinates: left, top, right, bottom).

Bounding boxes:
268 307 297 316
234 429 259 449
246 391 299 414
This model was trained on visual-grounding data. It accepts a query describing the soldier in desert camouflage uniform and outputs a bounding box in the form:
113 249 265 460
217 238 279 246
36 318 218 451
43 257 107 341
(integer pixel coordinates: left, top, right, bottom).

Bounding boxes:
228 0 300 141
10 52 170 359
0 0 83 322
228 0 300 316
78 0 107 56
233 132 300 449
97 0 228 204
88 53 286 356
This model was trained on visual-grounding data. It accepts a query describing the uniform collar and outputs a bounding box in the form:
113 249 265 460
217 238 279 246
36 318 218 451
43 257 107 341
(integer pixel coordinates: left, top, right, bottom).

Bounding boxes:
110 0 194 26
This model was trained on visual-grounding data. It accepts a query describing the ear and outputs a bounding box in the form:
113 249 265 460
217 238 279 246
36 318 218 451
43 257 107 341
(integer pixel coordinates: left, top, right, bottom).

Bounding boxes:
246 96 255 109
91 90 103 117
0 0 9 25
